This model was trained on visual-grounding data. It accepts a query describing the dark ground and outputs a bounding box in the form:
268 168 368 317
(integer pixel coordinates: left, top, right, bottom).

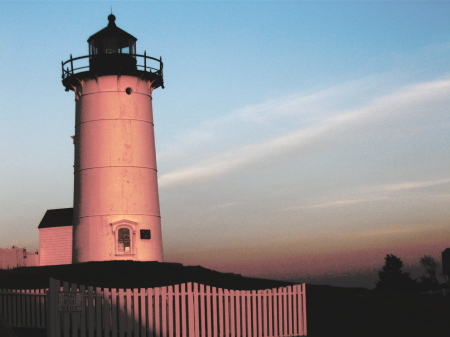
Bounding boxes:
306 284 450 337
0 261 291 290
2 261 449 337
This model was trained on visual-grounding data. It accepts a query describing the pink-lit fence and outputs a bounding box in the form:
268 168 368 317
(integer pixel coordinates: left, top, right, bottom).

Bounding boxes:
48 278 307 337
0 288 47 328
0 247 39 269
0 279 307 336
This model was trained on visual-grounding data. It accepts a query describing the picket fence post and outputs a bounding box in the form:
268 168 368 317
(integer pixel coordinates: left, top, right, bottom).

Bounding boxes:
47 278 57 337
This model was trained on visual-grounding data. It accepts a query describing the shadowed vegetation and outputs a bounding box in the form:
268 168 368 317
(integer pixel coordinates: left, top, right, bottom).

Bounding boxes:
3 261 449 336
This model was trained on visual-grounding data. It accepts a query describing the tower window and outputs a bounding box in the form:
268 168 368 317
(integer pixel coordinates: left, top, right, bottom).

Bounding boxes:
118 228 131 252
110 219 138 255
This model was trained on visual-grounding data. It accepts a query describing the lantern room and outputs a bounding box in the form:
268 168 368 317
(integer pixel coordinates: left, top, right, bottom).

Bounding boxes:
62 14 164 91
88 14 136 55
87 14 138 74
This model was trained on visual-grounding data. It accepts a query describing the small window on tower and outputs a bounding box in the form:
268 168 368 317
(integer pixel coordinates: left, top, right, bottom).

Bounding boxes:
111 219 137 255
118 228 131 253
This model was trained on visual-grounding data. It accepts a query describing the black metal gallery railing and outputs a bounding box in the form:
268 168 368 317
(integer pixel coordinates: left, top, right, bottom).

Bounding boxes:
61 52 163 82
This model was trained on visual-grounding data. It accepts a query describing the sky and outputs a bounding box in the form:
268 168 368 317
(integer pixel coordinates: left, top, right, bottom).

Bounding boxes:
1 1 449 288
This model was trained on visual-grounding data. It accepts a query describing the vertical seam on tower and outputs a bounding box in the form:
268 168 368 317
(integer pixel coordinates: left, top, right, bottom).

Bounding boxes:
109 118 112 166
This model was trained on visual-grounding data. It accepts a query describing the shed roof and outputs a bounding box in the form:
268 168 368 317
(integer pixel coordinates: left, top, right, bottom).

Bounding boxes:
38 208 73 229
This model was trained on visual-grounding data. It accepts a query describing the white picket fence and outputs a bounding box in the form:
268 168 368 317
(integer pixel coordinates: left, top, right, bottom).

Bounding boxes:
0 288 47 328
50 279 306 337
0 278 307 337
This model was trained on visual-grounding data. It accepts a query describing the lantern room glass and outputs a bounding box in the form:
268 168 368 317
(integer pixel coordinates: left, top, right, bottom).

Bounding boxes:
89 37 136 55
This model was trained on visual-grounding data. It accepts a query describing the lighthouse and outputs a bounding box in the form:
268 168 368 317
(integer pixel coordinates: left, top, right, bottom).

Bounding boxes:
61 15 164 263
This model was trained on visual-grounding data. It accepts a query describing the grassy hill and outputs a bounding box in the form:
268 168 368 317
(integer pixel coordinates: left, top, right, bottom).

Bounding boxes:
0 261 292 290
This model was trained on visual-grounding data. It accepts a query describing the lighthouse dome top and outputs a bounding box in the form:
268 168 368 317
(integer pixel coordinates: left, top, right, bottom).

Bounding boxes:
88 14 137 55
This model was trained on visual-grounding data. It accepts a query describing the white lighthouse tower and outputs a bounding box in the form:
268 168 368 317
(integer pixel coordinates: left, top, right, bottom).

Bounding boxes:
62 15 164 263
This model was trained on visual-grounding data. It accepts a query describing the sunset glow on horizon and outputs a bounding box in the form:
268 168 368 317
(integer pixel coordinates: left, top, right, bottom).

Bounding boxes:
1 2 449 288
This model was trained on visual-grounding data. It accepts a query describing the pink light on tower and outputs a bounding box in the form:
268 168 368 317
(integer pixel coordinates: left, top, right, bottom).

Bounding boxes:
62 15 164 263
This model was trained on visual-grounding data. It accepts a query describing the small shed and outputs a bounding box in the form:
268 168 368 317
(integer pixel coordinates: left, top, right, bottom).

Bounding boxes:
38 208 73 266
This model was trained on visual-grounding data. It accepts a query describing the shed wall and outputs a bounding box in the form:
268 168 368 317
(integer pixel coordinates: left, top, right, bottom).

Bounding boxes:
39 226 73 266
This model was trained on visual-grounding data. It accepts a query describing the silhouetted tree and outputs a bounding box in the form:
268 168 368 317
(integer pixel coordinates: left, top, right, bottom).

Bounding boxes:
418 255 441 291
419 255 440 284
375 254 416 292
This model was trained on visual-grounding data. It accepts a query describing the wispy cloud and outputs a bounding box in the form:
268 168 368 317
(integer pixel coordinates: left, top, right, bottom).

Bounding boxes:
166 223 448 260
159 78 450 188
213 202 236 209
369 179 450 193
292 197 389 210
158 76 393 163
289 178 450 210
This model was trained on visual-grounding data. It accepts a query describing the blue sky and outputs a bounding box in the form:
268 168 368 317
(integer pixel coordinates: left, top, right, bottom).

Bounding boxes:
1 1 449 287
